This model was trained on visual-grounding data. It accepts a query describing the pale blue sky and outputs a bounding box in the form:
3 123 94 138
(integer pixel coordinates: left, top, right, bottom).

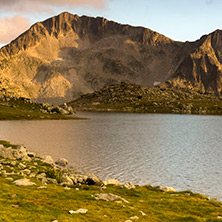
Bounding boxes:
0 0 221 47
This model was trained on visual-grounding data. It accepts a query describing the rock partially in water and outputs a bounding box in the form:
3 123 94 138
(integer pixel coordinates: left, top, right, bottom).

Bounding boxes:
55 158 68 167
42 155 54 164
103 179 121 186
86 173 102 185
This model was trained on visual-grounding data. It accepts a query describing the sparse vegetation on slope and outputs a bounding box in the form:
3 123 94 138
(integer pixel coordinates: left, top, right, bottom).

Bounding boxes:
69 82 222 115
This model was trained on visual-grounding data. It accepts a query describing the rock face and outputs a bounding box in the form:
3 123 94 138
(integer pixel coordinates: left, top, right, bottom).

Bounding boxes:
1 12 221 103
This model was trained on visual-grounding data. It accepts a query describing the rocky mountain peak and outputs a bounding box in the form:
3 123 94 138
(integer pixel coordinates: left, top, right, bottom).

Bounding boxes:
0 12 222 103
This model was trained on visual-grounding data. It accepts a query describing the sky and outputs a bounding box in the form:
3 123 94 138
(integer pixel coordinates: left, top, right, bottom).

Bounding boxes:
0 0 221 48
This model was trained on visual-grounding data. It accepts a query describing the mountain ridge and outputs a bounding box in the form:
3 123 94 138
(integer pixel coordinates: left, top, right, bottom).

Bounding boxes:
0 12 222 103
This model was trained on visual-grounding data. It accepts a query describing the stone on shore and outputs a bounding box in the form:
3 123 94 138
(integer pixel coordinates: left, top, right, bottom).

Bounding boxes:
124 182 135 189
42 155 54 164
13 178 36 186
55 158 68 167
86 173 102 185
103 179 121 186
61 175 73 186
159 186 177 192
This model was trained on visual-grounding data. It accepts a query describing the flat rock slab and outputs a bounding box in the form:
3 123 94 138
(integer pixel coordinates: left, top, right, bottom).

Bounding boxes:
69 209 88 214
94 193 129 203
13 178 36 186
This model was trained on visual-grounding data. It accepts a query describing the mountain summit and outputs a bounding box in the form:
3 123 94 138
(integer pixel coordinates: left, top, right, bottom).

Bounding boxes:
0 12 222 103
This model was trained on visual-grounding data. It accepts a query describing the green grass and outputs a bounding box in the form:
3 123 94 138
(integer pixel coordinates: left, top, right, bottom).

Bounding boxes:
0 179 222 221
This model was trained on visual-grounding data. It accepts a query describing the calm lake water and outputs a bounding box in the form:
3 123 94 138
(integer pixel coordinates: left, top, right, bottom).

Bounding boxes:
0 112 222 200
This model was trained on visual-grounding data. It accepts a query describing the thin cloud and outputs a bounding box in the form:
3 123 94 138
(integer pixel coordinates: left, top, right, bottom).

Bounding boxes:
0 0 108 12
0 15 30 44
206 0 214 5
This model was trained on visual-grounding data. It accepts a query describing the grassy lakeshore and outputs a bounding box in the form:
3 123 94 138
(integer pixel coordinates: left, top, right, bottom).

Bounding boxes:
0 141 222 221
0 97 82 120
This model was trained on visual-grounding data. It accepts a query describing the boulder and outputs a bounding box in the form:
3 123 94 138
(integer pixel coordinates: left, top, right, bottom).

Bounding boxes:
13 145 28 159
27 152 36 158
4 147 15 159
13 178 36 186
124 182 135 189
103 179 121 186
159 186 177 192
61 175 73 186
41 155 53 164
21 156 32 162
55 158 68 167
86 173 102 185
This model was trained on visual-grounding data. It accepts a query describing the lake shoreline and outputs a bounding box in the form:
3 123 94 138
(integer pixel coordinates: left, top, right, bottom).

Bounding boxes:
0 140 222 221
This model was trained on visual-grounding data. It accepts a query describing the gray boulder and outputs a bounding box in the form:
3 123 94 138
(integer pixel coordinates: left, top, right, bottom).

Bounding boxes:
41 155 53 164
13 178 36 186
55 158 68 167
61 175 73 186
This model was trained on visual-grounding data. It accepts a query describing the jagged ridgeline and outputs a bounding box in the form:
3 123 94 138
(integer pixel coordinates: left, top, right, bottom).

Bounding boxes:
0 12 222 104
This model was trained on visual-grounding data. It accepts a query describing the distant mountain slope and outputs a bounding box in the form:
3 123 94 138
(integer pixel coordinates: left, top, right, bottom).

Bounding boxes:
0 12 222 103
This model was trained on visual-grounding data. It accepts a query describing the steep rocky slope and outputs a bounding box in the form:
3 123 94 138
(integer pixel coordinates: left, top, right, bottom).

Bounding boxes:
0 12 222 103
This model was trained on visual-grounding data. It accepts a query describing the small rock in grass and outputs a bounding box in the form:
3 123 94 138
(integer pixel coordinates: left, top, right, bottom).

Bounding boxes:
11 204 19 208
37 186 47 189
13 178 36 186
140 211 146 216
22 169 31 175
10 161 17 167
5 177 14 181
21 156 32 162
130 216 139 220
11 194 17 198
29 173 36 178
94 193 129 203
64 187 71 190
69 209 88 214
18 163 26 169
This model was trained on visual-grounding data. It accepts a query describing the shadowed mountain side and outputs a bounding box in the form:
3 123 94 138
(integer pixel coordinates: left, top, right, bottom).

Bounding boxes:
0 12 222 103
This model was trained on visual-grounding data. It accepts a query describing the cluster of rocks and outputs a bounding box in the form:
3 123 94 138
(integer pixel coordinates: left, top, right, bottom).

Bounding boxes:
40 103 75 115
0 144 101 187
0 143 141 190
